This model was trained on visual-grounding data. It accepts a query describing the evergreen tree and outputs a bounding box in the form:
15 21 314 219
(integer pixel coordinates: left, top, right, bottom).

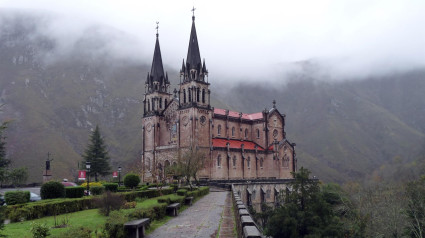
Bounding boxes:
82 125 111 181
0 121 10 169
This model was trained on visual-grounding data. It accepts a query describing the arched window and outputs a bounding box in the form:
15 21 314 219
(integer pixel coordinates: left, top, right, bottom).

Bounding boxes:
218 125 222 135
183 89 187 103
165 99 168 108
233 156 237 168
152 99 155 110
256 129 260 138
260 158 264 168
197 88 200 102
217 155 221 167
247 157 251 168
232 127 235 137
245 128 248 138
283 156 289 168
147 100 150 112
146 157 151 170
159 98 162 109
202 89 205 103
189 88 192 102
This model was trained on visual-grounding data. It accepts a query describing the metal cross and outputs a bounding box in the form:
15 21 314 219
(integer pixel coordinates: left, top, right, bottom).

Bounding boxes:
191 6 196 17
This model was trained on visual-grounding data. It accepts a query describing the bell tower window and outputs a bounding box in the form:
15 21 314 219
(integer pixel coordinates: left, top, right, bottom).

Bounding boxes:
202 89 205 103
183 89 187 103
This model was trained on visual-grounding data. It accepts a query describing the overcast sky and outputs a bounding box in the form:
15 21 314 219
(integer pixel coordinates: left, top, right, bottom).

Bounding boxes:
1 0 425 81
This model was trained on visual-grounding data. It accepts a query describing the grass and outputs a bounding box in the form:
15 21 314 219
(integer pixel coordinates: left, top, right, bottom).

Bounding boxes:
3 208 106 238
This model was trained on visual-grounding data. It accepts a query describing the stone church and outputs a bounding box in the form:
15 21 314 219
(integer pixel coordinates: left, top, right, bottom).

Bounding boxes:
141 14 297 183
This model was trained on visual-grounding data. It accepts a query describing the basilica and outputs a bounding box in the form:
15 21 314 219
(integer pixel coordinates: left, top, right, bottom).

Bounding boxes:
141 13 297 183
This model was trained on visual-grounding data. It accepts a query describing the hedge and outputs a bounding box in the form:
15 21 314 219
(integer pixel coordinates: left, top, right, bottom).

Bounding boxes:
5 187 179 222
104 183 118 192
157 194 185 205
122 188 173 202
176 189 188 196
6 197 98 222
90 186 105 195
65 187 85 198
5 191 30 205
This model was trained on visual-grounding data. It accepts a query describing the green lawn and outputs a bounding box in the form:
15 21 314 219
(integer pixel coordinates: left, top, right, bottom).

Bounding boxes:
3 209 106 238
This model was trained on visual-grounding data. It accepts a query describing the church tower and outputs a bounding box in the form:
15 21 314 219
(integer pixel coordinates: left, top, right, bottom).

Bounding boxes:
143 27 171 116
179 12 210 109
178 11 212 151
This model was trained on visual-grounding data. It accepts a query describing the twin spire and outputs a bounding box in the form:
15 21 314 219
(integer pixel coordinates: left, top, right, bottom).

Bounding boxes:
146 23 169 93
146 10 208 92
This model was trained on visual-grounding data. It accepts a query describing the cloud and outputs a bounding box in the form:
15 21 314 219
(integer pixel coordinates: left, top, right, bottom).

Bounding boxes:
1 0 424 82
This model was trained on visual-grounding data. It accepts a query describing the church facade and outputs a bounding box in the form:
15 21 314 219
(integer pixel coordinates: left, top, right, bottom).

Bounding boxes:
141 14 297 183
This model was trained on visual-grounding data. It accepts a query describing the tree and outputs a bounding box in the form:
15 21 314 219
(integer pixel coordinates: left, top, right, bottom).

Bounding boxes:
8 167 28 187
82 125 111 181
265 167 346 238
0 120 10 170
404 176 425 238
173 147 206 190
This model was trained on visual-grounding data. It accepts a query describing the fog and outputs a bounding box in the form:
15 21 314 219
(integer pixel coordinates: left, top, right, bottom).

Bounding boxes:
1 0 425 82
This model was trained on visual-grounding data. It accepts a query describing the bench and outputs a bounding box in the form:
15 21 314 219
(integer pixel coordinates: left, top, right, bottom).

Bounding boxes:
124 218 150 238
185 196 194 206
166 203 181 216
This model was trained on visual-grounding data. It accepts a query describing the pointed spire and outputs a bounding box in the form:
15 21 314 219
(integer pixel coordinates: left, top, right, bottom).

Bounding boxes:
148 22 167 92
186 12 202 71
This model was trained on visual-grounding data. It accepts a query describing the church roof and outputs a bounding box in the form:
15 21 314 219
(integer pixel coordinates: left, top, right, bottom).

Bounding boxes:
212 138 265 151
186 16 202 71
150 34 166 84
214 108 264 121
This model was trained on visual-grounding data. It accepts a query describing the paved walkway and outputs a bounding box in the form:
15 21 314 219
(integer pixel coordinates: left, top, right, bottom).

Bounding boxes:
147 189 236 238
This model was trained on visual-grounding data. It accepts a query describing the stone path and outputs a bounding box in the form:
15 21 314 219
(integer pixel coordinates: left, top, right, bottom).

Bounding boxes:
218 191 237 238
147 189 236 238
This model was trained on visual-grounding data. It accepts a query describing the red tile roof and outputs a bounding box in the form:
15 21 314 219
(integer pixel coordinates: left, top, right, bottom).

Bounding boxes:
213 108 263 121
212 138 264 151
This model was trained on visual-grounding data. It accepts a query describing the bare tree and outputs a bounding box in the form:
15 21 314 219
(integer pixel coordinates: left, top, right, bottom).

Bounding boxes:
173 147 206 190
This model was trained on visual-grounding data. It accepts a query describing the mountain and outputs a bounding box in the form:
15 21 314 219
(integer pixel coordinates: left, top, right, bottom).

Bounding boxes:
1 10 424 184
214 70 425 183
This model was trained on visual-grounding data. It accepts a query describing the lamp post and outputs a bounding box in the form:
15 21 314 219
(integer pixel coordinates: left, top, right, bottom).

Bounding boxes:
118 166 122 187
86 162 91 196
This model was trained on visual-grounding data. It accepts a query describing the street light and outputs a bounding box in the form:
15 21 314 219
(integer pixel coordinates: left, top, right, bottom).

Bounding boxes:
86 162 91 196
118 166 122 187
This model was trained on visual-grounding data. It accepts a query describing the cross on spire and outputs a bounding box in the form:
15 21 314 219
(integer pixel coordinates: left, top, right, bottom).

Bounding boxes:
191 6 196 20
156 21 159 37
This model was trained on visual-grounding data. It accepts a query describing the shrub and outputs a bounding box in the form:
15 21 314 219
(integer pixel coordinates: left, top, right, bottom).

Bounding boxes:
104 183 118 192
128 203 167 221
65 187 85 198
103 211 128 238
121 201 136 209
30 222 50 238
80 181 102 187
90 186 105 195
51 226 91 238
157 194 184 205
123 174 140 189
40 181 65 199
95 191 125 216
5 191 30 205
176 189 188 196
